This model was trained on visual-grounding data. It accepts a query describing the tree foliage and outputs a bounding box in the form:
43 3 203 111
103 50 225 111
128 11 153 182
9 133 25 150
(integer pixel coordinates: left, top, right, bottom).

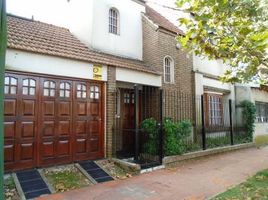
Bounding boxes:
176 0 268 83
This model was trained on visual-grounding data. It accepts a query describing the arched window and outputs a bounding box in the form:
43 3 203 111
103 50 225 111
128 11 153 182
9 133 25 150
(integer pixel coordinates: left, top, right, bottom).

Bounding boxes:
4 76 17 95
163 56 175 83
109 8 119 34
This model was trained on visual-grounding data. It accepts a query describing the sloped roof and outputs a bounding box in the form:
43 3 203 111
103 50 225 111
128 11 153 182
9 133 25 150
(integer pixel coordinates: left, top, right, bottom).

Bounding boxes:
145 5 184 35
7 14 159 75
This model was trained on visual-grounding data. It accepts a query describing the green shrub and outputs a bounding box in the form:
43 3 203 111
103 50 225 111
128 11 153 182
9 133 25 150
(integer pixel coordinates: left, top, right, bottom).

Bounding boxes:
141 118 158 155
164 119 192 156
206 136 230 148
240 100 256 141
141 118 193 156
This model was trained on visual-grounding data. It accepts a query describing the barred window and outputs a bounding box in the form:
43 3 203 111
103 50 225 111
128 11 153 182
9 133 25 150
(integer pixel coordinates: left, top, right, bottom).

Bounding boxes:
256 102 268 123
164 56 174 83
109 8 119 34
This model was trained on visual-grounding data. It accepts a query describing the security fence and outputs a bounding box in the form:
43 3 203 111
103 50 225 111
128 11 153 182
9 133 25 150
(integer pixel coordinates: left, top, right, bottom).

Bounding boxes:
113 87 251 168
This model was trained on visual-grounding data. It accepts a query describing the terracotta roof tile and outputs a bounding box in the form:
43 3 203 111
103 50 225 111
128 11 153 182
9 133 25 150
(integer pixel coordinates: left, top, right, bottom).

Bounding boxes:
145 5 184 35
7 15 159 75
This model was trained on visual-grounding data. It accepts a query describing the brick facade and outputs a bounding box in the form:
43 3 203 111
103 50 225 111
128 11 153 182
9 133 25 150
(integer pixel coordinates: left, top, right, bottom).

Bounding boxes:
106 66 116 157
142 16 194 121
142 16 194 94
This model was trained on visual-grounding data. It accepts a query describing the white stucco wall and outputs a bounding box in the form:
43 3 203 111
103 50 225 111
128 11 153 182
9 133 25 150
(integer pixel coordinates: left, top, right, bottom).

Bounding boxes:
116 68 161 87
64 0 145 60
193 56 229 77
193 55 234 99
5 49 107 81
195 73 235 99
252 88 268 137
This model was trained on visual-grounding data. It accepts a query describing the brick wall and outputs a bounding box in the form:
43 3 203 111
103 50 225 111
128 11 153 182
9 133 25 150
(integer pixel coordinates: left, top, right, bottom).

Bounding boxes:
142 16 194 94
142 16 195 121
106 66 116 157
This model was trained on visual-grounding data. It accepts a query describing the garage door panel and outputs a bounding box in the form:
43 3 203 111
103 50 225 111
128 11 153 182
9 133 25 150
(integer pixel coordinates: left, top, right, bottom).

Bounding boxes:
43 101 55 116
89 102 100 116
58 121 71 136
4 122 16 138
42 121 55 137
89 121 100 134
4 141 15 163
19 142 35 161
41 141 55 159
75 121 87 135
4 99 17 116
59 101 71 116
57 140 71 156
21 122 35 138
89 137 100 153
22 100 36 116
75 138 87 154
76 102 87 116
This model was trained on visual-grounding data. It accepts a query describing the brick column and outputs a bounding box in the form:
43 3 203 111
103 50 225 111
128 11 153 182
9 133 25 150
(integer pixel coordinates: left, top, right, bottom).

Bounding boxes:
106 66 116 157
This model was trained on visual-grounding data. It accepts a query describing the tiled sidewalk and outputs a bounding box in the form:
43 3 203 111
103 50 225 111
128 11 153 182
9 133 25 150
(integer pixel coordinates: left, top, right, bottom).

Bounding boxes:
38 147 268 200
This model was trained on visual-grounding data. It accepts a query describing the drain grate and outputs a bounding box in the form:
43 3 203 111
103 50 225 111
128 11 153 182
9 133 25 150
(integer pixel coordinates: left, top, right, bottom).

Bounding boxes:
79 161 114 183
16 169 51 199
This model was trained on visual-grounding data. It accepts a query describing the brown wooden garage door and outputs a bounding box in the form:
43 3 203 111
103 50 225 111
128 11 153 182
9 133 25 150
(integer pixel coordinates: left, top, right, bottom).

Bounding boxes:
4 72 104 171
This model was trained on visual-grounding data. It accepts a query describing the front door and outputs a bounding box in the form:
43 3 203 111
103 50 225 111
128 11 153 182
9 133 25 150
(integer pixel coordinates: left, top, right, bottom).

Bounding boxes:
122 90 135 154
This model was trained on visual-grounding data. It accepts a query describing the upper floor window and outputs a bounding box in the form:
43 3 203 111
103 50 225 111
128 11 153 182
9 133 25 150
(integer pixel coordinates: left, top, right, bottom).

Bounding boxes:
256 102 268 123
164 56 174 83
109 8 119 35
4 76 17 95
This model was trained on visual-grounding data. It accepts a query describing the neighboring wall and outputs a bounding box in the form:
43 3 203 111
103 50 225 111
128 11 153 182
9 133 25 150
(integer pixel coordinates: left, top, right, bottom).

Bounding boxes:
251 88 268 137
235 85 268 140
193 56 235 100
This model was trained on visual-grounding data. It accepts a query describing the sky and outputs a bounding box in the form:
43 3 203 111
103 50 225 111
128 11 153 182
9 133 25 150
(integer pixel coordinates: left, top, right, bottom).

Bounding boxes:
7 0 72 27
6 0 184 28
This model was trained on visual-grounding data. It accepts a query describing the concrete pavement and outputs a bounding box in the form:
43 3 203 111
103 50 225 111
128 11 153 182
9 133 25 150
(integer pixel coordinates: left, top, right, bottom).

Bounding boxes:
38 146 268 200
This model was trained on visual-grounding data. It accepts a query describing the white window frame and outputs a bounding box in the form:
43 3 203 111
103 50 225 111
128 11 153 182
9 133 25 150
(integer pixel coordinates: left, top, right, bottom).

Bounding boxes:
109 8 120 35
163 56 175 83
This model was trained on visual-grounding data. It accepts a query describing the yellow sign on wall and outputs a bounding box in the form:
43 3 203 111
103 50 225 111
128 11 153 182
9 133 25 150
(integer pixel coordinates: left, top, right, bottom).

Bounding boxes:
93 65 102 80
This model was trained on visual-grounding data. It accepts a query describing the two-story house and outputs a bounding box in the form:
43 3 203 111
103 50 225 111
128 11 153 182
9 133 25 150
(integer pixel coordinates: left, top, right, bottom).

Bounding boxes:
4 0 197 171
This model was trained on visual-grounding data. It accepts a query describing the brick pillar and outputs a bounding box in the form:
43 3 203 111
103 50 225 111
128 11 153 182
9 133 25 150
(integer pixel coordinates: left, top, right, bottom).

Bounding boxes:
106 66 116 157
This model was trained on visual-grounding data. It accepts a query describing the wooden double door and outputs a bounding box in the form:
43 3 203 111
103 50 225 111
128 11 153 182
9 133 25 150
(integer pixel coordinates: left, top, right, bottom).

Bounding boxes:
4 72 104 171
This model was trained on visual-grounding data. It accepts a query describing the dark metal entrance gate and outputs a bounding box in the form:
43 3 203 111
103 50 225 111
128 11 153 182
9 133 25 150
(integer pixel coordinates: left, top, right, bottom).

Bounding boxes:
114 85 163 169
